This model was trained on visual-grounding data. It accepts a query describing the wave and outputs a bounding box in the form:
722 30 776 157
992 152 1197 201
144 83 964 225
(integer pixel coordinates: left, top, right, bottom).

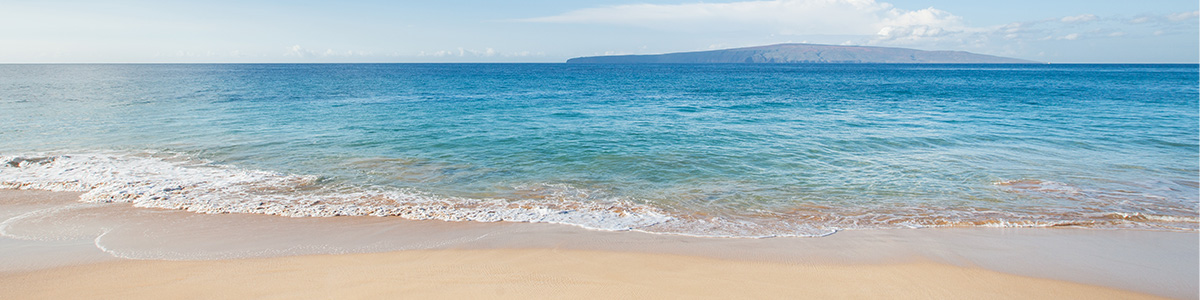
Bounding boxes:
2 152 1196 238
0 152 671 232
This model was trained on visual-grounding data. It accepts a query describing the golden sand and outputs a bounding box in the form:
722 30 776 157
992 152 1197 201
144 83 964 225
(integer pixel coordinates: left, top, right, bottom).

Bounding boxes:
0 248 1161 300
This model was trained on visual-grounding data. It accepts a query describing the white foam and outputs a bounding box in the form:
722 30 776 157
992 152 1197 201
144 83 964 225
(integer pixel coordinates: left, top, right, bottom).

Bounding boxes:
3 152 1194 238
0 203 107 241
0 152 672 232
993 179 1082 195
1092 212 1200 223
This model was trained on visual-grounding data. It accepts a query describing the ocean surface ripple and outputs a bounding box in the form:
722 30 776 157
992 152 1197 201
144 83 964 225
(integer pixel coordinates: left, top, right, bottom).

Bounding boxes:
1 64 1196 237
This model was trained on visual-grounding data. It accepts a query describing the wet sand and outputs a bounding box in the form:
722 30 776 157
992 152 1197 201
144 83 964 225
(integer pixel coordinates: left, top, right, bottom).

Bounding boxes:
0 189 1196 299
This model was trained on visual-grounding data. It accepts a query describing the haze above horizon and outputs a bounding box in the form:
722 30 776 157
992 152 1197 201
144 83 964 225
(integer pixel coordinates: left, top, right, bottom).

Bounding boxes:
3 0 1197 63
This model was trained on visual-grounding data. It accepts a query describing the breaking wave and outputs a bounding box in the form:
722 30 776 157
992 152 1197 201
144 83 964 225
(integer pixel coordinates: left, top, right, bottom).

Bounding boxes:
0 152 671 232
2 152 1196 238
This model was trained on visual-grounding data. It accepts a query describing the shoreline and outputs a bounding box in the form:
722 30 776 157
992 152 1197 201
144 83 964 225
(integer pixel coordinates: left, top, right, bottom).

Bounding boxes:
1 189 1197 299
3 151 1195 237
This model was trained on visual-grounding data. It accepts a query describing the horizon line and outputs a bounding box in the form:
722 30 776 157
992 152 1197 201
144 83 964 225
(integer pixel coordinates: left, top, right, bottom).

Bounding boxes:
1 61 1198 65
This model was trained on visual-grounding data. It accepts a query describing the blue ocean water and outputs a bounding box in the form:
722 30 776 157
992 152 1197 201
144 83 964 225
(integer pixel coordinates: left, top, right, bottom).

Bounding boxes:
1 63 1197 237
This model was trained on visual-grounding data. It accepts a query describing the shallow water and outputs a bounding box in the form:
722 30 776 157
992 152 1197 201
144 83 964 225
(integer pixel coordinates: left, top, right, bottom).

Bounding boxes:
1 190 1196 299
1 64 1196 237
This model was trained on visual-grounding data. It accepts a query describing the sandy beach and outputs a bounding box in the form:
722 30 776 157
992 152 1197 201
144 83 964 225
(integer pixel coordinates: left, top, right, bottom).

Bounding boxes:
0 248 1168 300
0 189 1196 299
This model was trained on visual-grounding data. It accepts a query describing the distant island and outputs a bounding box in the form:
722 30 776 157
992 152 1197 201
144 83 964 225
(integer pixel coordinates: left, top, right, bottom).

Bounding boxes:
566 43 1040 64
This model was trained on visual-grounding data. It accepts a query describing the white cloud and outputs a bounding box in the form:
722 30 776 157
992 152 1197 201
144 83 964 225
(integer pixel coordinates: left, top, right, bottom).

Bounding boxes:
285 45 374 58
522 0 966 40
1060 14 1097 23
1129 16 1152 24
919 11 1195 45
875 8 965 41
1126 11 1199 25
1167 10 1199 22
417 47 535 58
285 45 307 57
502 51 543 57
418 50 454 57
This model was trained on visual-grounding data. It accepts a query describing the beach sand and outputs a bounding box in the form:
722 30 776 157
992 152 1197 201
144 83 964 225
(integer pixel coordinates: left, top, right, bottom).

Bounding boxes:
0 189 1195 299
0 248 1166 300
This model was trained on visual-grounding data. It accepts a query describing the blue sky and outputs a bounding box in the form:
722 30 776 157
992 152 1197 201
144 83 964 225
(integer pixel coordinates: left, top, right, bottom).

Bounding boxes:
2 0 1197 63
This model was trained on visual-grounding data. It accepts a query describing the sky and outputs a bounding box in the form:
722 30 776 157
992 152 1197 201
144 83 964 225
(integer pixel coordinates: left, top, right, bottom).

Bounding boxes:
2 0 1197 63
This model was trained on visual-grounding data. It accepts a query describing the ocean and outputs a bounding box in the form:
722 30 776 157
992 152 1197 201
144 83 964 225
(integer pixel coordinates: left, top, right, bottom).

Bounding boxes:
1 63 1196 237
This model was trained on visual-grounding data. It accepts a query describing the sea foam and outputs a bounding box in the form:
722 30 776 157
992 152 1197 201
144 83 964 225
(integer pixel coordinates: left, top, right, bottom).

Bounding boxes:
0 152 672 232
2 152 1196 238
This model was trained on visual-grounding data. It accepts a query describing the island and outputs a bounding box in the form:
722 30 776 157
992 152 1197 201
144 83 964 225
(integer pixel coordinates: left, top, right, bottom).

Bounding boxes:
566 43 1040 64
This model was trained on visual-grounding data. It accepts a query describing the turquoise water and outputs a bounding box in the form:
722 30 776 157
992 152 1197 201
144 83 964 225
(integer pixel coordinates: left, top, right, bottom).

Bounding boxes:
1 64 1197 237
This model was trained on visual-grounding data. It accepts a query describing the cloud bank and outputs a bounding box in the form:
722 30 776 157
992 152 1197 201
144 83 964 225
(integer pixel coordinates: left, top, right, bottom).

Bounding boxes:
523 0 1198 51
522 0 965 41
